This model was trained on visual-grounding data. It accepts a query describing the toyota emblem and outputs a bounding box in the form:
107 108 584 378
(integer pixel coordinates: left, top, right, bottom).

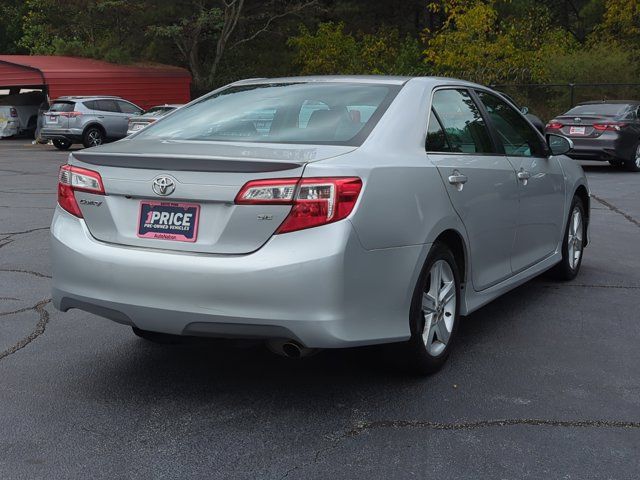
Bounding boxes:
152 176 176 196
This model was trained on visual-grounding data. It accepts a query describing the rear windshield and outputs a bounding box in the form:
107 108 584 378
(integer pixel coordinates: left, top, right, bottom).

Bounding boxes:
134 83 400 146
49 101 75 112
565 104 632 117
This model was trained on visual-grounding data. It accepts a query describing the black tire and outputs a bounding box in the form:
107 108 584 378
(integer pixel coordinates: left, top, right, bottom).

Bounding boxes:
52 139 72 150
548 196 586 281
132 326 183 344
608 159 623 168
399 243 462 375
83 126 105 148
624 143 640 172
26 116 37 139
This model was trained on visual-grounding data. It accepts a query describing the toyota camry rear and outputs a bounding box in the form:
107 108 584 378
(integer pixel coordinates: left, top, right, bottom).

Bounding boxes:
51 76 588 373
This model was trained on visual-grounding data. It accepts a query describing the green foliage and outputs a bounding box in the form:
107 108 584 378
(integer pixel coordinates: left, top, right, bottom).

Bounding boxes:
288 22 427 75
0 1 27 54
1 0 640 95
423 1 576 84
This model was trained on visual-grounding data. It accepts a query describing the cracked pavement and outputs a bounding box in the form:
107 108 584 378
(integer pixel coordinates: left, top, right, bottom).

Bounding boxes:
0 139 639 479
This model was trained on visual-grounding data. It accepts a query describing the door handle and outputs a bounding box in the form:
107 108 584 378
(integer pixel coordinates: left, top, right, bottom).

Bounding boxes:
517 169 531 185
448 171 468 191
97 116 105 119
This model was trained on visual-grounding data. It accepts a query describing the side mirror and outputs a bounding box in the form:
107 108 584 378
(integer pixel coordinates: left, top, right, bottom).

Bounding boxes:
520 106 529 115
546 133 573 156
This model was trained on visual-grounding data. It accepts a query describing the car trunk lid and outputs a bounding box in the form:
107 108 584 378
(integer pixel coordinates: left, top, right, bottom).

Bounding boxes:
69 140 355 254
553 114 620 137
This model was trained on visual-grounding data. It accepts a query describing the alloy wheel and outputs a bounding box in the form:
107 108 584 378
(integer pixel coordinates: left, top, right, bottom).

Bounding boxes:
421 260 456 356
88 130 103 147
567 207 583 270
635 144 640 169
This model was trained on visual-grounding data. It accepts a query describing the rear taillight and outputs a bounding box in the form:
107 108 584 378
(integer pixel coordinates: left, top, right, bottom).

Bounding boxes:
593 122 625 131
9 108 17 117
235 177 363 233
59 111 83 118
546 122 563 129
58 165 105 218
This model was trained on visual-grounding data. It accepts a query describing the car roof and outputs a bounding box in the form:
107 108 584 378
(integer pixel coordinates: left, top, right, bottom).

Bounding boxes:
576 100 639 106
54 95 123 101
148 104 182 108
231 75 412 86
228 75 493 92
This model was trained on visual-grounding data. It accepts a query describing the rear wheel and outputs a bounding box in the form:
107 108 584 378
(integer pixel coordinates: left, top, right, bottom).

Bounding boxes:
132 327 183 344
624 143 640 172
400 243 461 375
52 139 71 150
83 126 104 148
548 196 585 280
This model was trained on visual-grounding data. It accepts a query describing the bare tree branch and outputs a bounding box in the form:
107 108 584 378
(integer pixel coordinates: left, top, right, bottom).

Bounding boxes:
231 0 317 48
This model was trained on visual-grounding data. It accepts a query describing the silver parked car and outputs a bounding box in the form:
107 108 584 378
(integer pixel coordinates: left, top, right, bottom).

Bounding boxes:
51 76 589 373
126 104 182 136
41 96 143 150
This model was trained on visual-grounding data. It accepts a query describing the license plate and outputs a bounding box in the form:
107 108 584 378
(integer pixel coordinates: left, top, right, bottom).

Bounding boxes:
137 201 200 242
569 126 585 135
48 116 58 123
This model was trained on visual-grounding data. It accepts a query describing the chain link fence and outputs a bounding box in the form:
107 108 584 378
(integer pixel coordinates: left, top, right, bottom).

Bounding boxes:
490 83 640 123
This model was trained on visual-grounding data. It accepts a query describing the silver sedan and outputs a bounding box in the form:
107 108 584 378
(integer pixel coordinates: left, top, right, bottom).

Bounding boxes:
51 76 589 374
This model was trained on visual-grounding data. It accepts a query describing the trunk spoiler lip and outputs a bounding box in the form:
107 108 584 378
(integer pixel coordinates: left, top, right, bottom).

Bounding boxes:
71 151 304 173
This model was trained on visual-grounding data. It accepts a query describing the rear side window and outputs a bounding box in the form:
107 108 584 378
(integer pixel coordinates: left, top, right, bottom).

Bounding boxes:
426 109 451 152
83 101 97 110
431 89 494 154
118 101 140 114
95 100 119 112
50 102 75 112
476 91 546 157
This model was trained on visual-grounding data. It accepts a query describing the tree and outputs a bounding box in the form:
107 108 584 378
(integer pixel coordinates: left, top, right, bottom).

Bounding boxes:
288 21 425 75
0 0 27 54
148 0 317 90
422 1 575 84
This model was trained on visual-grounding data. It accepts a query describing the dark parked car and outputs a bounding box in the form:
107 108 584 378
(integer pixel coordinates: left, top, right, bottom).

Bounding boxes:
545 101 640 172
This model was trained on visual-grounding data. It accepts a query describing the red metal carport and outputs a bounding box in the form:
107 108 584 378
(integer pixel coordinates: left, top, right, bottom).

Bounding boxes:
0 55 191 109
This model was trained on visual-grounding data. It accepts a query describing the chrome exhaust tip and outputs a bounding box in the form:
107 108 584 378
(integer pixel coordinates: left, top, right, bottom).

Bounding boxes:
266 339 318 358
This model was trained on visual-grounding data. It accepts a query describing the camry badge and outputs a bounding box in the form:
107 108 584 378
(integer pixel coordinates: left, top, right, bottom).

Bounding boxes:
152 176 176 196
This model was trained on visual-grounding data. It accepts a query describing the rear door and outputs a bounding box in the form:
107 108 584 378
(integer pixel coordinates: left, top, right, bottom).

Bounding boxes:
476 90 565 272
427 88 518 291
94 99 123 138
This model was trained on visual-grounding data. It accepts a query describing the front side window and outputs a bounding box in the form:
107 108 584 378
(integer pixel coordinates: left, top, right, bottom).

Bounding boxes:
135 82 400 146
477 91 545 157
431 89 494 154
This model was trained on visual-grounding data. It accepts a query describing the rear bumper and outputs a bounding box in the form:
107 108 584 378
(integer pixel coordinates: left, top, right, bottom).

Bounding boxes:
51 207 424 348
0 120 19 138
564 135 632 162
40 127 83 143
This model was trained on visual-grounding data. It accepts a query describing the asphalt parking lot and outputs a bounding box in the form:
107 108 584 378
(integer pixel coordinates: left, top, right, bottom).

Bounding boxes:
0 137 639 479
